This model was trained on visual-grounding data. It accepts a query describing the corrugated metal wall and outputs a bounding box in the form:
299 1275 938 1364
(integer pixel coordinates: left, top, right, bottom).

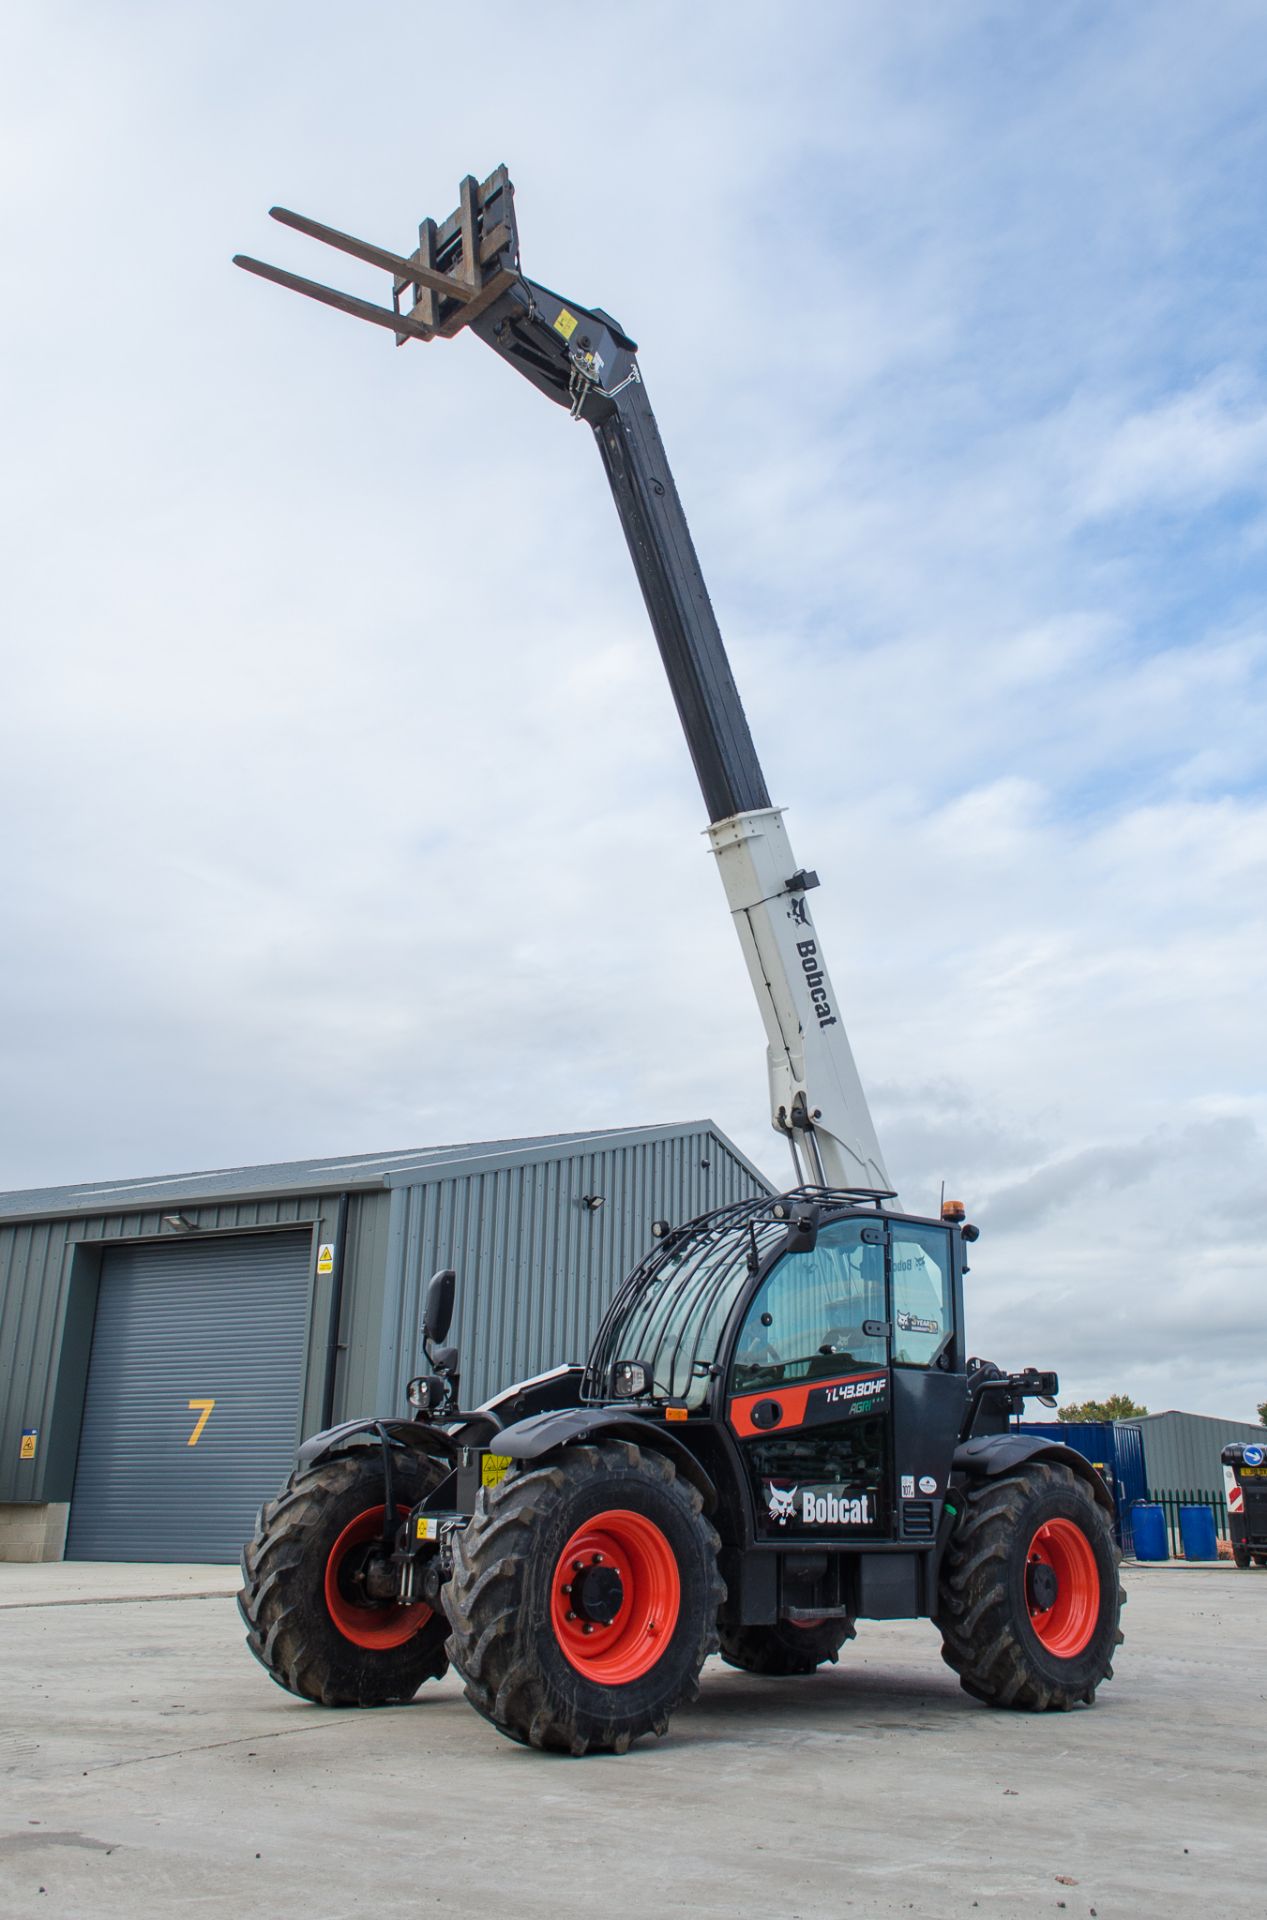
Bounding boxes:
352 1127 767 1412
0 1126 771 1517
1129 1411 1267 1498
0 1191 353 1507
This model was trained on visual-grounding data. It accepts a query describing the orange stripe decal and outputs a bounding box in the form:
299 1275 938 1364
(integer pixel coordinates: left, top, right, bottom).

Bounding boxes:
728 1371 886 1439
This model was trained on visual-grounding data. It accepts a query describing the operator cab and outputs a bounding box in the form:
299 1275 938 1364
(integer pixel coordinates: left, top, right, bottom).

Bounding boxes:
586 1190 969 1555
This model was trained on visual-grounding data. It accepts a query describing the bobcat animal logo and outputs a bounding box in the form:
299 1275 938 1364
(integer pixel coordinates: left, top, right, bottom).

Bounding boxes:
767 1484 798 1526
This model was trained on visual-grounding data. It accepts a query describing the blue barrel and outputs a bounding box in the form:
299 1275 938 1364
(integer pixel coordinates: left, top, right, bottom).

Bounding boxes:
1132 1502 1169 1560
1179 1505 1218 1561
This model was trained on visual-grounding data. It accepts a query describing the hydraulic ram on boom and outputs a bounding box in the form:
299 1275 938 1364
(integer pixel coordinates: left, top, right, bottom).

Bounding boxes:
236 166 892 1196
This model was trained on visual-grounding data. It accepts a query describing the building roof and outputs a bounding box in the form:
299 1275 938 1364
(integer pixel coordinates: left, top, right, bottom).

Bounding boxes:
0 1122 772 1224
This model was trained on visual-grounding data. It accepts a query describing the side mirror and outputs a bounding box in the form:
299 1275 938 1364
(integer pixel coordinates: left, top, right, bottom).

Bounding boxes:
423 1269 456 1347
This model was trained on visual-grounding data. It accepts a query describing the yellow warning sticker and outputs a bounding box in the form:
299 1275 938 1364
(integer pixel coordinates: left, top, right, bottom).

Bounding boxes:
481 1453 512 1489
19 1429 37 1460
316 1243 334 1275
553 308 578 340
415 1516 438 1542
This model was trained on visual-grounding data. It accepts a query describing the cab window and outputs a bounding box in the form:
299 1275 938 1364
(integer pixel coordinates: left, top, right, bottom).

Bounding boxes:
891 1224 952 1366
730 1220 886 1395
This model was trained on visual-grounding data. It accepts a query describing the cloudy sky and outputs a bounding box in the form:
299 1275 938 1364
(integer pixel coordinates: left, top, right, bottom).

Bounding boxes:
3 1 1264 1421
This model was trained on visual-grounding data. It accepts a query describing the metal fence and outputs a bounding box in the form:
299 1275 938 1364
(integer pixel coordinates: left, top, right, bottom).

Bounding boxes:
1151 1487 1229 1555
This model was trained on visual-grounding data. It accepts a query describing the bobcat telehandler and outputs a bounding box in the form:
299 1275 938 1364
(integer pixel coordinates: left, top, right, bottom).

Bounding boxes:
233 169 1124 1754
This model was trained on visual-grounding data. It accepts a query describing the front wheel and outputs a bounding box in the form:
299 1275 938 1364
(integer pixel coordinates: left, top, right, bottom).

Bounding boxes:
444 1440 724 1753
239 1447 451 1706
936 1462 1124 1711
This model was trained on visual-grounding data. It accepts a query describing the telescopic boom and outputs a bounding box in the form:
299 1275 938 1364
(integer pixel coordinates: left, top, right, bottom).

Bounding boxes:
236 167 893 1196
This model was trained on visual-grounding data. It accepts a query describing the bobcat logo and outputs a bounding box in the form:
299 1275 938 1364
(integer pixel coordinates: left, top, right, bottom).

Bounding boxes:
767 1484 798 1526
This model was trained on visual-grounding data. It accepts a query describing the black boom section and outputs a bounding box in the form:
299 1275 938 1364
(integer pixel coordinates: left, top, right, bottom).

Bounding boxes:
591 383 771 823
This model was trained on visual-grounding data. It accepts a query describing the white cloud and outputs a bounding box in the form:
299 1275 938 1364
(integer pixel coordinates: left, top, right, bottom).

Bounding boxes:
1079 372 1267 520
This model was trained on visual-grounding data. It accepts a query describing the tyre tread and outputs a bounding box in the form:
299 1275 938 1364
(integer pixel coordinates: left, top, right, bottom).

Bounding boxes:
935 1463 1125 1712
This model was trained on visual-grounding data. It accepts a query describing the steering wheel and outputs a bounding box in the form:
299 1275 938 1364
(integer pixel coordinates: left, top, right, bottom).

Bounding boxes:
819 1325 867 1357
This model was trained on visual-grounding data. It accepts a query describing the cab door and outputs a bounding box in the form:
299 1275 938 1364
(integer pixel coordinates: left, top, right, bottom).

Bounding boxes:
725 1219 894 1541
887 1221 962 1543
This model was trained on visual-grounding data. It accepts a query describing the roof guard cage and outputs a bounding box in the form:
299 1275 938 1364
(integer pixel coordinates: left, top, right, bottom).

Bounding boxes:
582 1187 898 1404
234 166 520 346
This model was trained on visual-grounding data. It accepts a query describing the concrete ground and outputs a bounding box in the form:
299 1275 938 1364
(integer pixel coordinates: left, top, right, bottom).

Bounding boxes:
1 1561 1263 1919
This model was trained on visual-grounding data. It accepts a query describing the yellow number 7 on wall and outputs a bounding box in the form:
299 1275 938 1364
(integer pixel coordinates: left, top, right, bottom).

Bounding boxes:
187 1398 216 1446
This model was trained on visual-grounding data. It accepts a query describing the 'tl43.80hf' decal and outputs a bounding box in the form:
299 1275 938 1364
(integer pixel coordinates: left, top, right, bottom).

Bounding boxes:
729 1371 887 1438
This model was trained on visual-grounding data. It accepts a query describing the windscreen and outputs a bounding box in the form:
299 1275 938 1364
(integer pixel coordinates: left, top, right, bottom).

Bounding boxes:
589 1215 787 1407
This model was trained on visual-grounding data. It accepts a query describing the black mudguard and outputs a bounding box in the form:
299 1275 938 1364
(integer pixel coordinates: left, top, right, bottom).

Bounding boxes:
296 1416 458 1473
494 1407 717 1511
952 1434 1114 1516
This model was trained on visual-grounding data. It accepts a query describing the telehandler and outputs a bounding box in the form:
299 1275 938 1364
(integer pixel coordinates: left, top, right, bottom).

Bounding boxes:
234 169 1124 1753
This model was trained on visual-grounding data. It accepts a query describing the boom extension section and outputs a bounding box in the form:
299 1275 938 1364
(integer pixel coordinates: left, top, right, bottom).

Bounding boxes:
235 168 892 1196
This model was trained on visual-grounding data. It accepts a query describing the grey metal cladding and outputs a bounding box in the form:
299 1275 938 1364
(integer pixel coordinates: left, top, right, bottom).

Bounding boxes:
1130 1409 1267 1496
366 1123 768 1410
65 1232 311 1563
0 1191 341 1505
0 1123 753 1223
0 1121 771 1510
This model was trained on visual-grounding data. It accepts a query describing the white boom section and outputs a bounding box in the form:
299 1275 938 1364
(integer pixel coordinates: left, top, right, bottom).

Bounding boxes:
707 807 893 1196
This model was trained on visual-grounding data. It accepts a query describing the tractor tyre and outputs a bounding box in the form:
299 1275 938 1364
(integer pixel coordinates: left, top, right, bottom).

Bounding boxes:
1231 1544 1251 1569
444 1440 724 1754
936 1461 1124 1711
719 1617 855 1675
239 1448 450 1707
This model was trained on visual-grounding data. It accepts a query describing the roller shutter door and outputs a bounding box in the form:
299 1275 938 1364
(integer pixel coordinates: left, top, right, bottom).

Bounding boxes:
67 1231 311 1562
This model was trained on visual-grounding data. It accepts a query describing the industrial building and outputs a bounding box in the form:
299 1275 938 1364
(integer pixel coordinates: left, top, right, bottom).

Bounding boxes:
0 1122 770 1564
1128 1409 1267 1503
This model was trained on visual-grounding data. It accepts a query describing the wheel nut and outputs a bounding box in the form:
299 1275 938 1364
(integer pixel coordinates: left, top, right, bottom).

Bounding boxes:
572 1560 585 1573
582 1623 594 1635
566 1609 577 1622
591 1553 603 1564
561 1584 572 1596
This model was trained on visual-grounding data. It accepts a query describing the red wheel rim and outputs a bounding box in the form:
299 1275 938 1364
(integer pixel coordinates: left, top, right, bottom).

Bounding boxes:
550 1509 681 1684
323 1506 432 1651
1026 1517 1100 1657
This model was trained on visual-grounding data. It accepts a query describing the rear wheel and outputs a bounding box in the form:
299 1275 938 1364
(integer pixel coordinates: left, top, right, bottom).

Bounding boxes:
719 1617 855 1675
444 1441 723 1753
239 1448 450 1706
936 1462 1124 1711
